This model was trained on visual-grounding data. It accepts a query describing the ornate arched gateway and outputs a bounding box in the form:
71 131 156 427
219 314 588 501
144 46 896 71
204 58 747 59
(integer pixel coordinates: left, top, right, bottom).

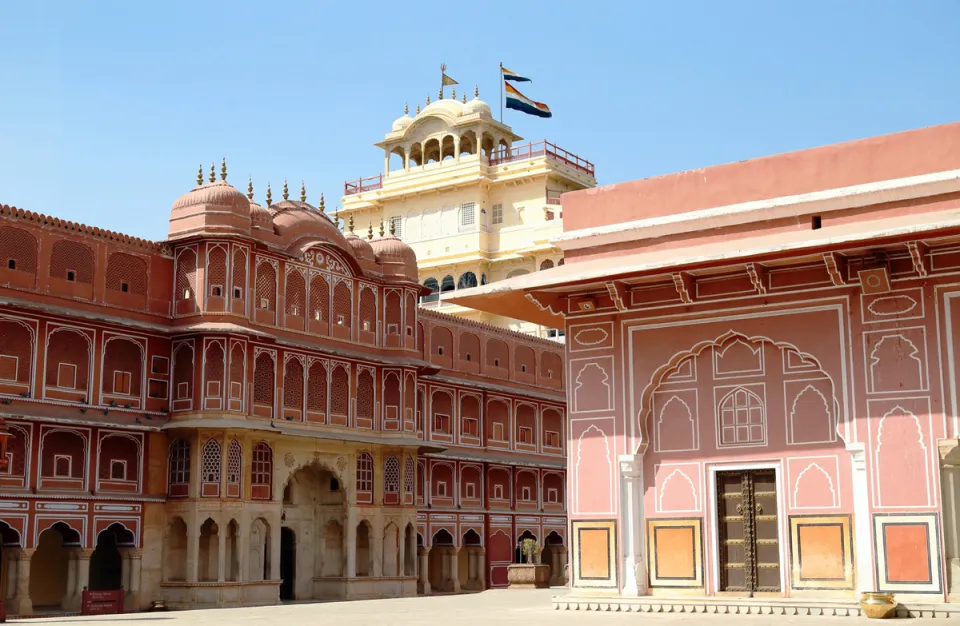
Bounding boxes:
625 331 861 598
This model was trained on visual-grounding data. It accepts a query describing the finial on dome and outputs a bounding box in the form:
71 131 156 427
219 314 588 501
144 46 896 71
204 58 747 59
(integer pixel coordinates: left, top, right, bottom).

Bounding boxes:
474 85 479 98
209 163 216 183
462 92 467 103
220 157 227 181
348 214 354 233
389 218 396 236
282 178 289 201
334 207 340 229
452 87 456 100
379 220 385 238
367 222 373 240
438 86 443 100
247 177 254 200
404 103 409 115
197 165 204 186
266 183 273 207
319 193 325 211
426 94 431 105
416 104 421 114
300 180 306 202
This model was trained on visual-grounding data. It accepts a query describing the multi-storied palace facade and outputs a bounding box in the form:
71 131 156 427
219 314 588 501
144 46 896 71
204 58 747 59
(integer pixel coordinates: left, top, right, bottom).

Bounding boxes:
0 167 567 616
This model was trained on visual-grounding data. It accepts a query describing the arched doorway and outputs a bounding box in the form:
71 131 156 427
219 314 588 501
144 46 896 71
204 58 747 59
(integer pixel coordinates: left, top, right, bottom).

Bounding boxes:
0 521 22 609
31 523 80 609
515 530 537 564
90 523 134 591
279 527 295 600
404 524 416 576
460 529 482 590
429 529 455 592
541 531 565 586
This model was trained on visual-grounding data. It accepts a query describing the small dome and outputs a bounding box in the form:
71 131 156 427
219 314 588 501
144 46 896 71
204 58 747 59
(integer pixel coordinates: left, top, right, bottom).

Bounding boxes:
464 97 492 118
371 234 418 281
392 114 414 132
272 202 353 258
169 180 251 239
249 201 273 231
344 231 376 265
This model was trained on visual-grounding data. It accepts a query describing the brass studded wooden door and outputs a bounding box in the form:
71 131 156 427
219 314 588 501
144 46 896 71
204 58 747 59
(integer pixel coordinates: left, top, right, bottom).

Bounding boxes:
717 469 780 594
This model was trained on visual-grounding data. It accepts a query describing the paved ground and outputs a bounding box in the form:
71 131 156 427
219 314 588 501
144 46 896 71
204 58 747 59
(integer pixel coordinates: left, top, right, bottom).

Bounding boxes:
17 590 945 625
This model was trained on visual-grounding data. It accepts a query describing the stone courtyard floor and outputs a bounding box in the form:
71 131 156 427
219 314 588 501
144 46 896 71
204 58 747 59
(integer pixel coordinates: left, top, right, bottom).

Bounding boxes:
16 590 947 625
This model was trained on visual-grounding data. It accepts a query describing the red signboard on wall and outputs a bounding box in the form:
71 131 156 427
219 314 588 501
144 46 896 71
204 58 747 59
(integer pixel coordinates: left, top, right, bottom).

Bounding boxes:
81 588 124 615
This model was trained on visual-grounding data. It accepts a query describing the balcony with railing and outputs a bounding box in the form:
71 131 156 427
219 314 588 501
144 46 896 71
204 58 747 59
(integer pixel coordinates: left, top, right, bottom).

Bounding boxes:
343 140 594 196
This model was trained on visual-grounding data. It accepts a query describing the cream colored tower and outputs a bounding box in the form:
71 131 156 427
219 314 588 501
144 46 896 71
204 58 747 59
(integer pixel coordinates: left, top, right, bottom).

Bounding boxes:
339 88 596 337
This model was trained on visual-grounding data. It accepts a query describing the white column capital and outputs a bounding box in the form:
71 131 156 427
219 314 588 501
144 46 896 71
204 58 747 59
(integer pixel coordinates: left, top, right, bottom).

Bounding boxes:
618 454 643 479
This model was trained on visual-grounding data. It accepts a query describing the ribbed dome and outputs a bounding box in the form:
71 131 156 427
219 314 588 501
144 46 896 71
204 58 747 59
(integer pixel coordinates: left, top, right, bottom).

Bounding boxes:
273 202 353 256
344 231 376 265
392 114 414 132
171 181 250 213
249 201 273 231
464 97 492 118
370 234 418 280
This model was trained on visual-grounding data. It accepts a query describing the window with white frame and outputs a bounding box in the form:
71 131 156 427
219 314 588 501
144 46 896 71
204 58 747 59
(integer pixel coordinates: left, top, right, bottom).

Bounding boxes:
547 488 558 503
521 486 532 501
545 431 560 448
460 202 476 229
463 417 479 438
54 455 72 478
518 426 533 444
465 482 475 499
493 484 504 499
168 439 190 485
110 460 127 480
389 216 403 239
492 422 505 441
492 204 503 225
357 452 374 492
434 414 450 434
227 439 242 486
201 439 221 483
437 480 447 497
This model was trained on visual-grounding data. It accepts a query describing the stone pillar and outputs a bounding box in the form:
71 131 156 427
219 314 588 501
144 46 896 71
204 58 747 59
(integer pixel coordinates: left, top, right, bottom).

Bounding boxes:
398 529 406 579
269 519 281 582
4 550 17 600
417 548 430 594
128 549 142 610
10 549 33 616
76 549 92 597
345 518 357 578
62 549 78 609
218 527 227 582
237 517 249 583
477 548 486 590
372 521 383 578
449 549 460 593
940 439 960 597
848 443 875 593
619 454 646 595
187 515 200 583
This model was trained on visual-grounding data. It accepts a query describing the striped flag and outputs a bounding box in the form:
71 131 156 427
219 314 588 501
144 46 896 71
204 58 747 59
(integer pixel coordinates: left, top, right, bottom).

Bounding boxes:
505 83 552 118
501 66 532 82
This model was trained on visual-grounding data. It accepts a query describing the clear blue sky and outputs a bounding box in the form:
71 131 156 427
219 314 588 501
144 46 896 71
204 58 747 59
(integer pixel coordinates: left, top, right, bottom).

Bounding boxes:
1 1 957 240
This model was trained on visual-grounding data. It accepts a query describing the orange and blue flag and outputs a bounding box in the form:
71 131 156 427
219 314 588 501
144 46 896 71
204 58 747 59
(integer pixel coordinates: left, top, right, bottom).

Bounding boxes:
505 83 552 118
501 66 532 82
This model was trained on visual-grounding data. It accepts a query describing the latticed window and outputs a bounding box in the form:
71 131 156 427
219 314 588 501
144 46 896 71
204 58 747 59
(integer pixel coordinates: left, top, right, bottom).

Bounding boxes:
201 439 221 483
168 439 190 486
359 287 376 332
385 292 401 333
333 281 351 327
718 387 765 446
256 261 277 311
50 240 94 284
405 292 416 333
310 274 329 322
357 452 373 492
356 370 374 419
204 342 224 397
253 353 275 405
539 259 554 271
252 442 272 488
330 366 349 415
176 249 198 300
232 249 247 299
207 246 227 296
227 439 242 486
0 320 33 383
285 270 306 315
492 204 503 225
0 226 38 273
404 457 414 494
284 358 304 409
384 456 400 493
229 343 244 401
307 361 327 412
105 252 147 295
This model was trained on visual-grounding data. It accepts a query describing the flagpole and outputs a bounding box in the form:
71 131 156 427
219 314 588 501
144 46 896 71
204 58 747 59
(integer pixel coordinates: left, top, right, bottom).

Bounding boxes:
499 62 503 123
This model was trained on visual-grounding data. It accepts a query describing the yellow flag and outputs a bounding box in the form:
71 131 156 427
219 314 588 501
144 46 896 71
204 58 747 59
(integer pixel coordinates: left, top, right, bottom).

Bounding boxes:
441 72 458 86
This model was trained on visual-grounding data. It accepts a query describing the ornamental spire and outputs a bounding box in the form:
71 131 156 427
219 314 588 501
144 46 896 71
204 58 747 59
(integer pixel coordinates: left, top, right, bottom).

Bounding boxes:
379 219 385 237
404 103 409 115
426 94 431 106
462 92 467 104
300 180 306 202
282 178 289 201
209 163 216 183
348 214 354 233
319 193 325 211
220 157 227 181
474 84 479 98
389 218 396 236
197 165 204 186
367 222 373 240
266 183 273 207
247 177 254 200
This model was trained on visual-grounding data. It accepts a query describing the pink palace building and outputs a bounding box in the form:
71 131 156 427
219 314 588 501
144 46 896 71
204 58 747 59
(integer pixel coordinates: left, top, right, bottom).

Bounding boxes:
452 121 960 615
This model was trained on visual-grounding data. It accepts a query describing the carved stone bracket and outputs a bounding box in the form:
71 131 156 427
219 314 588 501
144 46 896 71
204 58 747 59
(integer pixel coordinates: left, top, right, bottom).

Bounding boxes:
906 241 930 277
672 272 694 304
605 281 629 312
745 263 767 295
823 252 846 286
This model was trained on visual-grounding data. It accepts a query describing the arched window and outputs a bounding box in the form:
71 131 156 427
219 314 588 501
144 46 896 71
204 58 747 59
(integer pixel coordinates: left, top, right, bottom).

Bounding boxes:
227 439 242 492
480 273 488 286
440 275 455 293
168 439 190 495
384 456 400 494
201 439 221 484
457 272 477 289
422 278 439 303
558 258 565 266
404 457 415 494
539 259 554 271
285 269 306 316
252 442 272 499
253 352 275 410
357 452 373 492
718 387 765 446
506 269 530 279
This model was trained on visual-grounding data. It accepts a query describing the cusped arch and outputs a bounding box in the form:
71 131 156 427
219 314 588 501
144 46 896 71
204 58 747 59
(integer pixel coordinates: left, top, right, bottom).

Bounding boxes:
636 331 843 450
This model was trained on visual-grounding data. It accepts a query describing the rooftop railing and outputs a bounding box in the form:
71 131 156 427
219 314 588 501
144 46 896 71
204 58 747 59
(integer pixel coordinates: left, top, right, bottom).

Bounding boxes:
343 173 384 196
490 140 595 176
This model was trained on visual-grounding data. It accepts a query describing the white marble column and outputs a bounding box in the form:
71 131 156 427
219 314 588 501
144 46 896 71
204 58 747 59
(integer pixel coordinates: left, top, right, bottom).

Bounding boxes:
398 528 406 579
940 438 960 597
11 549 33 615
76 549 92 595
848 443 875 593
418 548 430 594
62 550 78 609
619 454 646 595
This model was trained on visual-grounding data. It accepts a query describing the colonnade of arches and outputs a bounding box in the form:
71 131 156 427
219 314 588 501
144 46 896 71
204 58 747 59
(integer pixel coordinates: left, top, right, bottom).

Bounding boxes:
0 521 141 615
387 130 512 172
